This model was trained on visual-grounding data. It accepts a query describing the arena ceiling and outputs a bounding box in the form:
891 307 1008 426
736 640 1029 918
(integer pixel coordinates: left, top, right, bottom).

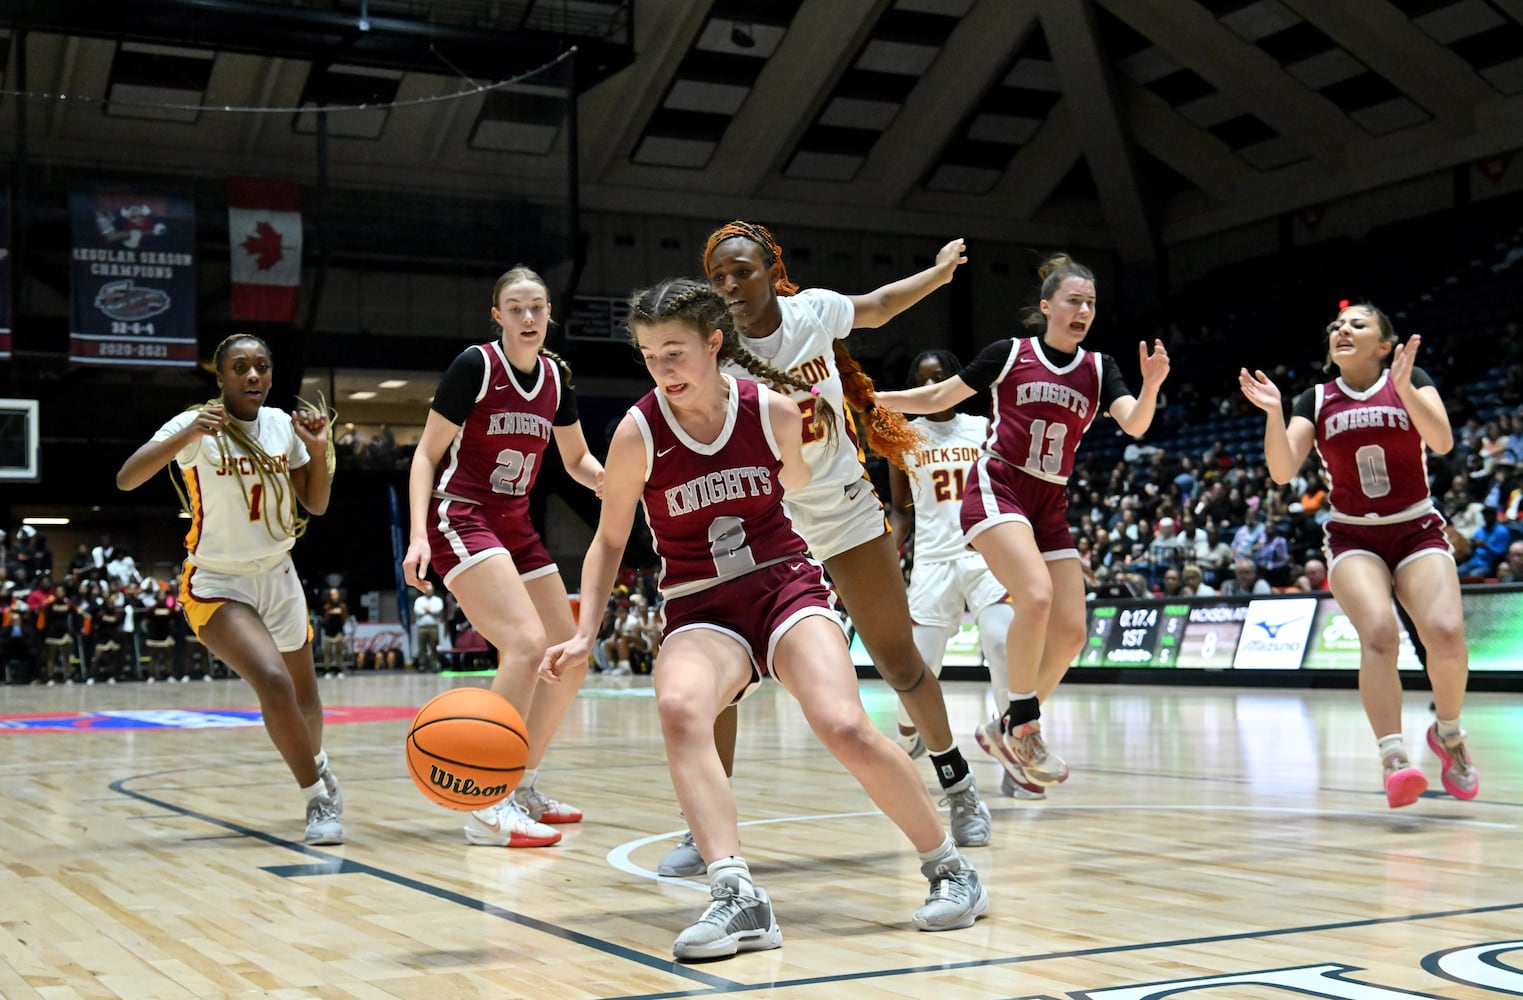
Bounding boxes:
2 0 1522 260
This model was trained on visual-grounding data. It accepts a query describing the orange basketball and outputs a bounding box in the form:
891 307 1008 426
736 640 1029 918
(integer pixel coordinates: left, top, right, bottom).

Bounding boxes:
405 687 528 810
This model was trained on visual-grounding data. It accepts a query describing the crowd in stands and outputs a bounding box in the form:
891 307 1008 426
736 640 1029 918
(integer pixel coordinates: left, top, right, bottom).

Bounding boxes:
1 529 232 685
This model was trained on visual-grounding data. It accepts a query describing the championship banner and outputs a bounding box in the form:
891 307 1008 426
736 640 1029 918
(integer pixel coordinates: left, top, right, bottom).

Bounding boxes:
0 188 11 360
69 187 197 367
228 176 302 322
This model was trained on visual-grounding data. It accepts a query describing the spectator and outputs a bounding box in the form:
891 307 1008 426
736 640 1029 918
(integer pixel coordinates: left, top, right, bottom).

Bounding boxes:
1159 568 1185 598
1232 501 1266 560
1220 558 1271 596
319 588 349 678
1200 525 1235 585
1253 518 1293 587
413 580 444 673
1457 507 1510 578
1295 558 1329 592
1145 516 1188 584
1181 564 1216 596
1496 541 1523 584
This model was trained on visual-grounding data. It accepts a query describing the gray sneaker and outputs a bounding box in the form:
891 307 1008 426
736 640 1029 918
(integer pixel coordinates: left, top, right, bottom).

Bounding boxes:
304 792 345 845
913 854 988 931
942 773 991 847
320 762 343 816
657 830 706 877
672 871 783 961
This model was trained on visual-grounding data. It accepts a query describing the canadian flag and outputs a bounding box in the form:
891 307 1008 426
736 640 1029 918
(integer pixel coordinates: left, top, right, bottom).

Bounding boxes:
228 176 302 322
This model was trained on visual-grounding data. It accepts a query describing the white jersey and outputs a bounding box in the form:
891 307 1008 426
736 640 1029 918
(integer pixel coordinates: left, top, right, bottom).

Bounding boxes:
903 413 988 562
154 406 310 573
721 288 867 513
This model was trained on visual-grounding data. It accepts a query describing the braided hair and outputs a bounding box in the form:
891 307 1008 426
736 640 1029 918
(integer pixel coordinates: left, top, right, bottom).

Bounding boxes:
174 334 324 543
1023 253 1096 331
626 277 839 449
492 264 575 388
702 220 923 469
906 349 964 385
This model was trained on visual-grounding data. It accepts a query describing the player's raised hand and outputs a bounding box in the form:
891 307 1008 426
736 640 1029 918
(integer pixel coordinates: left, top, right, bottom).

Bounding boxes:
193 403 227 437
1390 333 1421 394
934 238 968 281
1139 338 1170 388
1238 368 1282 413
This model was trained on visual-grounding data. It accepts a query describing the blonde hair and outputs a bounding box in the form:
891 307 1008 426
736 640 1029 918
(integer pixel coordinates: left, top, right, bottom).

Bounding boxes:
492 264 575 387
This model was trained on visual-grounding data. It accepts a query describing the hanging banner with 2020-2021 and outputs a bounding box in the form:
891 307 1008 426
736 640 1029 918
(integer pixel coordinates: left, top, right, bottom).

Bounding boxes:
69 187 197 368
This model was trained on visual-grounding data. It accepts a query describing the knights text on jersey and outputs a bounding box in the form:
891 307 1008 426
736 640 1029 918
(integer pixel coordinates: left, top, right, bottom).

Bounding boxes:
720 289 865 509
433 344 560 511
1312 372 1431 520
903 413 988 563
985 337 1102 484
155 406 310 572
630 376 809 600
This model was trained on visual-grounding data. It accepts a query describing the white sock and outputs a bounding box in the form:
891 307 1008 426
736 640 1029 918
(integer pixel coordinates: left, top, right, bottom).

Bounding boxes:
1377 734 1406 761
707 856 753 892
314 749 328 772
1436 717 1462 740
521 767 539 789
916 836 957 867
618 659 630 671
300 779 325 803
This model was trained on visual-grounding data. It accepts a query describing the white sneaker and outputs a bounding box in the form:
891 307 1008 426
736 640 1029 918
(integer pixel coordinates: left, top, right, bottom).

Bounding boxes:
513 783 583 824
896 730 927 759
463 798 561 848
320 762 343 816
304 793 344 845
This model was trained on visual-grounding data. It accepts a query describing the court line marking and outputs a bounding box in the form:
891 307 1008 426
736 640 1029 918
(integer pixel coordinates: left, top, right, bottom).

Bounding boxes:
108 769 745 993
597 900 1523 1000
608 802 1514 895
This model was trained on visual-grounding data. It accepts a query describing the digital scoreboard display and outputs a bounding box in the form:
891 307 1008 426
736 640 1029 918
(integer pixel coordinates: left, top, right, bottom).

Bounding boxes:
1080 603 1190 667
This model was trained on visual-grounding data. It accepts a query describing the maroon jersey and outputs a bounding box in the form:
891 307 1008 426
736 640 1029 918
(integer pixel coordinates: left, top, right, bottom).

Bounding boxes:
433 345 560 513
1308 371 1431 520
981 337 1102 484
630 376 808 599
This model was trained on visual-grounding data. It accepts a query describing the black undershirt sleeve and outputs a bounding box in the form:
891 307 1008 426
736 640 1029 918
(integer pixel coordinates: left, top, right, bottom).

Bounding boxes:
958 339 1018 393
431 349 486 427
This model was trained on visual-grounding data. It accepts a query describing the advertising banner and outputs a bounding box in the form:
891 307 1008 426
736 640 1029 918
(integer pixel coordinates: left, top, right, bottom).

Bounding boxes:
1232 597 1319 669
69 186 197 367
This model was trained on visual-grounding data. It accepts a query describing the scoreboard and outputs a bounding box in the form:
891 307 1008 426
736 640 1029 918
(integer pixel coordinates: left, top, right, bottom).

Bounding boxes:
1080 604 1190 667
847 585 1523 674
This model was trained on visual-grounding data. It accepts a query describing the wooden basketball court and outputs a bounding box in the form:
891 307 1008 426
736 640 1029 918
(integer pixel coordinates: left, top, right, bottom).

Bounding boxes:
1 673 1518 998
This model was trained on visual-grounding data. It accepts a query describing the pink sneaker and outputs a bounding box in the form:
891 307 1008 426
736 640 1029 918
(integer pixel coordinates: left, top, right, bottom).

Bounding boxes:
975 719 1068 787
1426 724 1479 800
1382 754 1428 809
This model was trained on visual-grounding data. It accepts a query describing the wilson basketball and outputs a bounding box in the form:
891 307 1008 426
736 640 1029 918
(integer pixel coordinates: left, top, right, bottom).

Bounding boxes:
405 687 528 810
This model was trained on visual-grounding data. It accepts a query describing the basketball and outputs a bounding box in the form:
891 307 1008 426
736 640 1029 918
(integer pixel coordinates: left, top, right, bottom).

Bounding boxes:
405 687 529 810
